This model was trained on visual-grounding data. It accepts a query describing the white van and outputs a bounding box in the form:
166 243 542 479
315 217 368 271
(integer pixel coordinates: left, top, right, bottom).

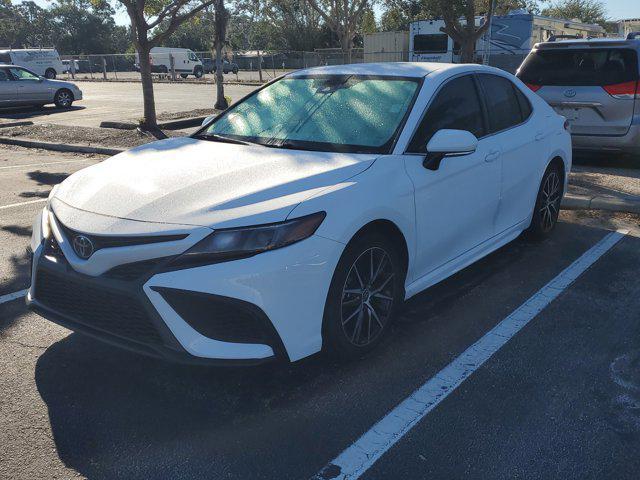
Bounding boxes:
136 47 204 78
0 49 64 79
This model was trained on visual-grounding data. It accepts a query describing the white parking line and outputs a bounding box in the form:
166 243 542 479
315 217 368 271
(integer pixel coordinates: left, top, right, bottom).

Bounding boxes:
0 198 46 210
313 230 627 480
0 158 96 171
0 289 28 306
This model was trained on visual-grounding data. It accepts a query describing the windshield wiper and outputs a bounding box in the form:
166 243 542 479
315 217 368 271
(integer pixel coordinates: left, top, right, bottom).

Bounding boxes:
193 133 259 146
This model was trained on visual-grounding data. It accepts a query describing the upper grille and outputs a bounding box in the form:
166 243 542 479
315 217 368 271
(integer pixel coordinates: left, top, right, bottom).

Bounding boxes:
35 269 163 345
55 217 188 254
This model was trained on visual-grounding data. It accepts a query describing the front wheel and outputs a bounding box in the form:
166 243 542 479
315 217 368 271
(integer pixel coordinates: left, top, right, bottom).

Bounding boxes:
194 67 203 78
323 232 404 360
526 163 563 239
53 89 73 108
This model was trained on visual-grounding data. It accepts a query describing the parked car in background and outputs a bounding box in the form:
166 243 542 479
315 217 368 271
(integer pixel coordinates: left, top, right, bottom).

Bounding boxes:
0 65 82 108
202 58 239 74
28 63 570 366
135 47 204 78
517 36 640 158
0 48 64 79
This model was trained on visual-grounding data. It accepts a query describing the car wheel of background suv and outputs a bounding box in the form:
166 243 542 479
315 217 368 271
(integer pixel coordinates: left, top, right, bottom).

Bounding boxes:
526 162 563 239
323 231 404 360
53 89 73 108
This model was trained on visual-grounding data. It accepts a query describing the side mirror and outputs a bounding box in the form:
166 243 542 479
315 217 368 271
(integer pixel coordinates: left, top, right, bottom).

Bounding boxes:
423 129 478 171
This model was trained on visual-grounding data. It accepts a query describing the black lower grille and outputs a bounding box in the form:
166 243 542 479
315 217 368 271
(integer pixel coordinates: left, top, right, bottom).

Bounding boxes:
35 269 163 345
156 287 275 345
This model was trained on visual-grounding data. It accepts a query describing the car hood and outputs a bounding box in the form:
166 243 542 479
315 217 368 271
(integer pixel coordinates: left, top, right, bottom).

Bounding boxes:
53 137 377 229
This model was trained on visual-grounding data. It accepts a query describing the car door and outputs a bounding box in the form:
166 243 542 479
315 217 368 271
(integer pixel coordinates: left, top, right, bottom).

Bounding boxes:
403 74 501 278
0 68 17 105
477 73 541 232
9 67 49 104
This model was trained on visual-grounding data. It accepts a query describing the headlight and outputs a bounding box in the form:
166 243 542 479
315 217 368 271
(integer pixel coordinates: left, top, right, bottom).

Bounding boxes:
170 211 326 268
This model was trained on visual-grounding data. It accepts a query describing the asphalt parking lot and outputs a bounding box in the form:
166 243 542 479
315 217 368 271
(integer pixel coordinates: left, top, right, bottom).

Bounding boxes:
1 145 640 479
0 81 259 128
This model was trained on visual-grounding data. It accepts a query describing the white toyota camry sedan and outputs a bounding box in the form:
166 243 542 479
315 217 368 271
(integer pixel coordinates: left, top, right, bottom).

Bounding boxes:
28 63 571 365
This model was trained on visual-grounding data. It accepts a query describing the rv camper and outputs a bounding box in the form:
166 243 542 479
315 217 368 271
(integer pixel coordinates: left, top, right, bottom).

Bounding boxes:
410 11 605 71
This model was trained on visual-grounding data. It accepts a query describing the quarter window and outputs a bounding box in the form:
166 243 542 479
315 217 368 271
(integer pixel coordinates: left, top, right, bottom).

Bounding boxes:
513 85 532 121
477 74 523 133
407 75 485 153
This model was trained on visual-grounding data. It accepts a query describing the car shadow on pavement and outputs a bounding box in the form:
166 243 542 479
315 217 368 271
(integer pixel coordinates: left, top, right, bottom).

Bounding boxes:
0 105 85 120
30 219 622 479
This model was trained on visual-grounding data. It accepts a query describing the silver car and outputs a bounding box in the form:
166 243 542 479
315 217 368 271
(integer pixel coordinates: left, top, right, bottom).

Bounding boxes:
0 64 83 109
517 36 639 158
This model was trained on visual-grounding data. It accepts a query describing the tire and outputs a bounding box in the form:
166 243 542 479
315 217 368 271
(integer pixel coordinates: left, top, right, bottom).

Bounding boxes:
194 67 203 78
53 89 73 108
232 67 238 74
526 163 563 239
323 231 404 360
180 73 188 79
44 68 56 79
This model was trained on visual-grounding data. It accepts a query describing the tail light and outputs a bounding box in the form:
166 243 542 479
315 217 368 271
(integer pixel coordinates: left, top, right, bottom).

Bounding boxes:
602 81 639 99
525 83 542 92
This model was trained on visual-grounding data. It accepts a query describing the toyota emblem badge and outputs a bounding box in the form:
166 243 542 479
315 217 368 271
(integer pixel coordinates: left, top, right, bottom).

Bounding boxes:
73 235 94 259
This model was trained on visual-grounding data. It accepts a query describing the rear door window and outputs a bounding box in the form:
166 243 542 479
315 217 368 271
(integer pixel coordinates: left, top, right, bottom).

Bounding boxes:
517 48 639 86
477 74 524 134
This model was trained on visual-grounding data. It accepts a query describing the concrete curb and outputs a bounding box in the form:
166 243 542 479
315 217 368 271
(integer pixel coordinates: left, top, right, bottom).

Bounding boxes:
100 116 206 131
0 136 123 156
562 193 640 214
0 121 34 128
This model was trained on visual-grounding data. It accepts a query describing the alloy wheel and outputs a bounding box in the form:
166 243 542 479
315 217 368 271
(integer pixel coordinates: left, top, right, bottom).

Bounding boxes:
539 171 561 232
57 91 72 107
340 247 395 347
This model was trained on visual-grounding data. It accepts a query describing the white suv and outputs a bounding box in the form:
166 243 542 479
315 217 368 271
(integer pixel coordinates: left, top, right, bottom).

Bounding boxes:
28 63 571 365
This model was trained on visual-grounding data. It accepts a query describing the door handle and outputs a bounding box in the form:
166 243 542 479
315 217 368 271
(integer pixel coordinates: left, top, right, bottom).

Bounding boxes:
484 150 500 163
535 131 545 141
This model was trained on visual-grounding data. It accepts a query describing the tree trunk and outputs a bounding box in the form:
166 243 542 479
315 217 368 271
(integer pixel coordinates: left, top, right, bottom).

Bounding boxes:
137 43 158 129
460 39 476 63
214 0 228 111
214 42 227 110
340 33 352 64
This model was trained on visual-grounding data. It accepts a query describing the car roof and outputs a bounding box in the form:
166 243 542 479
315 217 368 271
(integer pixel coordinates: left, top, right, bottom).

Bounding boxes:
287 62 489 78
534 38 640 49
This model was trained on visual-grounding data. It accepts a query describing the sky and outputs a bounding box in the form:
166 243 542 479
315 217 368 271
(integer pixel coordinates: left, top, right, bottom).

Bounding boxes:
12 0 640 27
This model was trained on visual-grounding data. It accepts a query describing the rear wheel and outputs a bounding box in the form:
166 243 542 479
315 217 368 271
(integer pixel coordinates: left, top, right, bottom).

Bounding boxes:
44 68 56 79
323 232 404 360
180 73 188 79
526 163 563 238
53 89 73 108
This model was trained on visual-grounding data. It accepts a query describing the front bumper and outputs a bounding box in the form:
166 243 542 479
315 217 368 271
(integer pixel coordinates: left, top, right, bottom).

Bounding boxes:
28 230 343 364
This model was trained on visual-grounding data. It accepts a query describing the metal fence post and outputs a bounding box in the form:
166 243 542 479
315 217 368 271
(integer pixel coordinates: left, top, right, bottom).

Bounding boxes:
88 57 94 79
112 55 118 80
258 50 263 82
102 56 107 80
272 54 275 78
169 54 176 81
70 57 75 79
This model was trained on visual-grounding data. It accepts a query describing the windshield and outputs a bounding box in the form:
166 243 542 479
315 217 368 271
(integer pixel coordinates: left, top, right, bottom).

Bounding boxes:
198 75 421 153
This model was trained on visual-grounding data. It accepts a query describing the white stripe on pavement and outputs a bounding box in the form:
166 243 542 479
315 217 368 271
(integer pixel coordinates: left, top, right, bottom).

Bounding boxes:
0 158 97 170
313 229 627 480
0 198 46 210
0 289 28 305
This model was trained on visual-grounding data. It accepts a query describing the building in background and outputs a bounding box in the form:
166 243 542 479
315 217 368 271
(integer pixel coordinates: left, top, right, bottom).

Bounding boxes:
617 19 640 38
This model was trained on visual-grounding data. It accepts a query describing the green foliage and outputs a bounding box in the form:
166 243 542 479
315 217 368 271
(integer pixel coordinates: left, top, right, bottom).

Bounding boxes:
0 0 130 53
541 0 607 25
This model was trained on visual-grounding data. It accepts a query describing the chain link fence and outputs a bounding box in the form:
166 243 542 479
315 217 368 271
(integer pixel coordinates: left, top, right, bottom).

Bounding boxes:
56 48 420 84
